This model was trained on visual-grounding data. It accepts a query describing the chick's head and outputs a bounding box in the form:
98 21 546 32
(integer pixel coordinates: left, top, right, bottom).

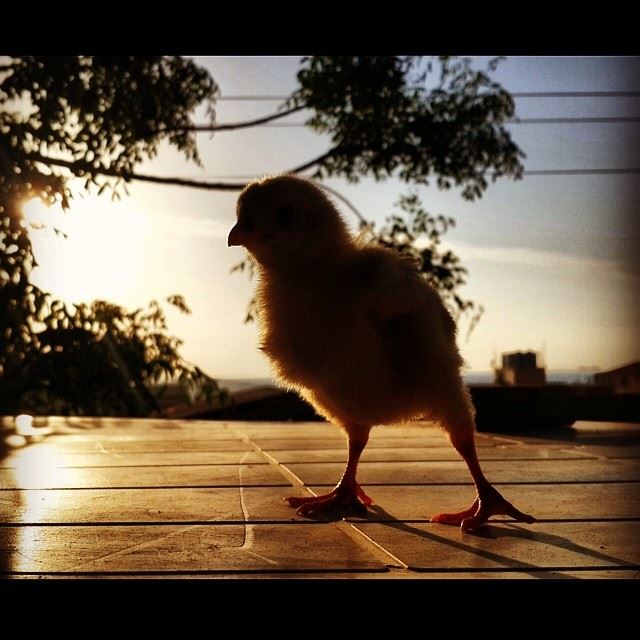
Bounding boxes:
229 175 351 270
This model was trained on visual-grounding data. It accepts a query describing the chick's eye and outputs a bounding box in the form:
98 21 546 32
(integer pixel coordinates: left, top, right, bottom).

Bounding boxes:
275 204 296 230
241 214 254 232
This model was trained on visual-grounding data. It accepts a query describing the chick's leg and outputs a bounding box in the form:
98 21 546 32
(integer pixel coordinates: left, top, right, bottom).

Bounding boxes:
432 432 535 532
286 432 372 516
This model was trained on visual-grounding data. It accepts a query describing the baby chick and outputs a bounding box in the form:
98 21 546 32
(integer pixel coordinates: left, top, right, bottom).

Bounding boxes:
228 175 534 532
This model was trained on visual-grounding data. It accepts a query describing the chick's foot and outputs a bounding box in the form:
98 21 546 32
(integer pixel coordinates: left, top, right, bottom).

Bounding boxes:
431 485 535 532
286 483 373 517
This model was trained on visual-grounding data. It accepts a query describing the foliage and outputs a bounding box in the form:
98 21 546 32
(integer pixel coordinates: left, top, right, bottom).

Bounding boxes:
290 56 524 200
0 295 226 417
0 56 224 416
1 56 218 204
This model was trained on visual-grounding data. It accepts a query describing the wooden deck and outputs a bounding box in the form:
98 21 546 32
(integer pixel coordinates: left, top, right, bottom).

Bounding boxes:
1 417 639 578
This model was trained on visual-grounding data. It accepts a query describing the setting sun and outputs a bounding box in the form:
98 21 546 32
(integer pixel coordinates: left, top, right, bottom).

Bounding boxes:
22 193 148 304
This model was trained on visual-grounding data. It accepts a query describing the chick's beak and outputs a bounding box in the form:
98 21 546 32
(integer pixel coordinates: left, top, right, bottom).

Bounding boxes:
227 223 246 247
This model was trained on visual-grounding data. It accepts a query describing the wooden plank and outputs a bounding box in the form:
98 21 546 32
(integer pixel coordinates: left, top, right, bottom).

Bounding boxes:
562 445 640 459
270 446 589 464
40 440 255 453
303 483 640 521
6 568 639 579
354 521 640 571
1 449 266 469
230 421 447 438
7 418 475 440
10 481 637 525
4 482 635 525
253 437 498 450
0 487 302 524
0 523 386 574
286 458 640 485
384 568 639 578
4 520 636 575
1 416 235 434
228 423 345 438
43 432 247 443
229 568 636 579
0 463 288 490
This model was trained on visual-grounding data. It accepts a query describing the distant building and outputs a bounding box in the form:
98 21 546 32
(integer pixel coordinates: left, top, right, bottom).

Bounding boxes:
494 351 547 385
594 362 640 394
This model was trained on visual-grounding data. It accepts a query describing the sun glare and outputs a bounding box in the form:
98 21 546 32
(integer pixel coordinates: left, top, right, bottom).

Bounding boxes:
6 443 68 572
22 196 148 304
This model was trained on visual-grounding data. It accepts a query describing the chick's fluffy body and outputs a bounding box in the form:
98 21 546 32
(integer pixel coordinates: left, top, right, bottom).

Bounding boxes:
238 176 476 439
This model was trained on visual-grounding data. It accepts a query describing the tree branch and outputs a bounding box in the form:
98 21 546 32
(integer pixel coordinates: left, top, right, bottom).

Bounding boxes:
25 148 335 191
25 148 371 224
287 149 334 174
25 151 246 190
159 104 305 133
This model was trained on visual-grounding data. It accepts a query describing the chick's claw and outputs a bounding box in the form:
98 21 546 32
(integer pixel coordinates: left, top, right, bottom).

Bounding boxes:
357 484 373 507
286 484 372 517
285 491 337 508
432 487 535 533
296 494 367 517
430 500 480 527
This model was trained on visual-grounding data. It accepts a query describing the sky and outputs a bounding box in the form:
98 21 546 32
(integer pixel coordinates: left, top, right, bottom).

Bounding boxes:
22 56 640 379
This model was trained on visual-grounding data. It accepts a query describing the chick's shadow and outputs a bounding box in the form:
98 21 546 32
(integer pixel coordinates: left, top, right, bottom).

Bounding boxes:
345 502 636 579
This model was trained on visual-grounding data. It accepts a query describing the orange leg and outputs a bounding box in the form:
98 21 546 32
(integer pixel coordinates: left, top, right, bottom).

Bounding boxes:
431 434 535 532
286 433 372 517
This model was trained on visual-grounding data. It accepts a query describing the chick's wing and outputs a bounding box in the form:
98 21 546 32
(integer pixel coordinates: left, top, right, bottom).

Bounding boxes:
346 247 459 387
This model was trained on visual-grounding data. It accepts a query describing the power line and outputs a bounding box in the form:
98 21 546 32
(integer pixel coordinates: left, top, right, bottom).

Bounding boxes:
515 116 640 124
521 168 640 175
189 168 640 180
512 91 640 98
213 116 640 128
217 91 640 101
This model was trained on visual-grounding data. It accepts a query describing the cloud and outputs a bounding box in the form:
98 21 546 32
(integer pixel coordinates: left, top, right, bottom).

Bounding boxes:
450 241 638 282
150 214 229 240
